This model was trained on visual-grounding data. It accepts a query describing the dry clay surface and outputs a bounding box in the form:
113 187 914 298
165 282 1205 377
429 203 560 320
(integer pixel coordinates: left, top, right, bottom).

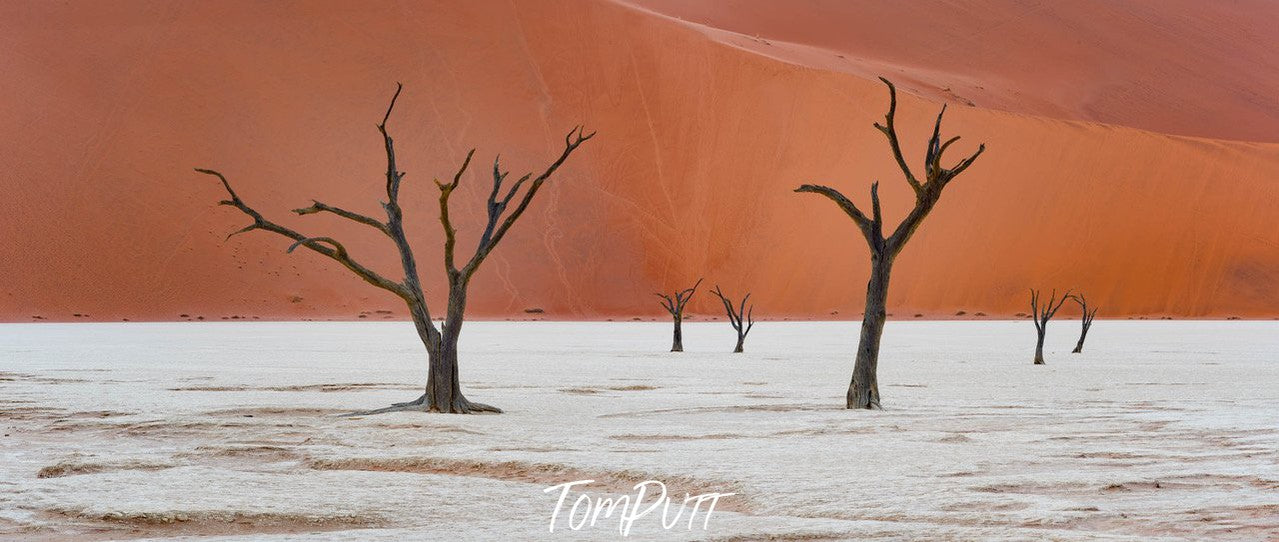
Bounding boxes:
1 321 1277 540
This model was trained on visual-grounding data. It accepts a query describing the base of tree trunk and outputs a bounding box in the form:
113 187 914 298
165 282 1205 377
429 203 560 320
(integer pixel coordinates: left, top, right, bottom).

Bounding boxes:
846 383 882 410
340 392 502 416
1071 346 1082 353
1033 358 1046 365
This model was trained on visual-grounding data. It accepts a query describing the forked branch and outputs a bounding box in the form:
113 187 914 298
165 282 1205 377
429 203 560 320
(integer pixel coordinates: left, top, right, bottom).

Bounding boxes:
872 77 922 195
455 127 595 282
193 168 409 301
1069 293 1099 328
193 82 593 415
711 285 755 352
292 201 390 235
1030 288 1072 331
711 286 753 334
1068 293 1099 354
796 77 985 258
656 278 704 316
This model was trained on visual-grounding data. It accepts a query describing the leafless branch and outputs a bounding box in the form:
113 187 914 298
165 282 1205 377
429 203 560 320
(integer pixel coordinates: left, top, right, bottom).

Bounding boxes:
711 285 755 353
292 201 390 235
192 168 409 301
872 77 923 196
459 126 595 281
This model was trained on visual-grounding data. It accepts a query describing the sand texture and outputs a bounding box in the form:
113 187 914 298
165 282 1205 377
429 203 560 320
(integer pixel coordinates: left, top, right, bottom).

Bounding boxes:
3 0 1279 321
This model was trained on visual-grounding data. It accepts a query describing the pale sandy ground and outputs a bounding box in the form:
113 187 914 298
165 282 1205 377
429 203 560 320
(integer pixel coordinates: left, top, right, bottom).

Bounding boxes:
1 321 1277 540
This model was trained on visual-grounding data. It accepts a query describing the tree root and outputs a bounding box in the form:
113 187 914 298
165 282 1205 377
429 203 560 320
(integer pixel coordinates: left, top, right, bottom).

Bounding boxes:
339 393 502 416
392 393 428 408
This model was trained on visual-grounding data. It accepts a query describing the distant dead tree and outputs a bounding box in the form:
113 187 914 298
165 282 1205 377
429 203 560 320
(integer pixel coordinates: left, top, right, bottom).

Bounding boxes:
1069 293 1098 353
710 285 754 353
193 83 593 414
656 279 702 352
795 77 985 409
1030 288 1072 364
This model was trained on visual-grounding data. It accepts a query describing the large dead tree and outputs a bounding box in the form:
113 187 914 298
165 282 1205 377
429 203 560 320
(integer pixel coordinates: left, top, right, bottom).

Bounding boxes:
193 83 593 414
1069 293 1098 353
656 279 702 352
710 285 754 353
1030 288 1072 364
795 77 985 409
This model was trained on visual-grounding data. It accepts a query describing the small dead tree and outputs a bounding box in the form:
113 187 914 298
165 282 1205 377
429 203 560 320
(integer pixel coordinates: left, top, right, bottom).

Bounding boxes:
710 286 754 353
193 83 593 414
1030 288 1072 364
795 77 985 409
1069 293 1098 353
656 278 703 352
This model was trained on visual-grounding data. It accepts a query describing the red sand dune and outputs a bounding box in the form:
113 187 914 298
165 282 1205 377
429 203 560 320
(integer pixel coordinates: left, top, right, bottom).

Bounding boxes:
2 0 1278 322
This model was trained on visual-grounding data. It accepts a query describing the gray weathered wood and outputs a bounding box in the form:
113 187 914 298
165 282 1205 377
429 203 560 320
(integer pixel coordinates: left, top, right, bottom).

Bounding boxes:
795 77 986 409
1030 288 1072 364
195 83 593 414
1069 293 1098 353
710 286 754 353
656 279 702 352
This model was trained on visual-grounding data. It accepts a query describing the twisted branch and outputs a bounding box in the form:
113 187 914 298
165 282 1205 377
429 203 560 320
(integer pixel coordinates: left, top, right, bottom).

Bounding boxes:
711 286 755 335
872 77 922 196
797 77 985 259
1031 288 1073 331
459 127 595 282
192 168 409 300
656 278 703 316
292 201 389 235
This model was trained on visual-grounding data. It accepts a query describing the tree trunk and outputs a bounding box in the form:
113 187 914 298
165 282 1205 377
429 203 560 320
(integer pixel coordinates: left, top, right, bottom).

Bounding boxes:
389 288 498 414
1034 332 1047 364
733 336 744 353
425 339 460 411
1072 327 1088 353
848 254 891 409
671 316 684 352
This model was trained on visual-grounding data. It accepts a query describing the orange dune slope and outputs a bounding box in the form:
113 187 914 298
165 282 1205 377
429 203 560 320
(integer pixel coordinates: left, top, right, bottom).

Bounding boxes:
2 0 1277 322
625 0 1279 143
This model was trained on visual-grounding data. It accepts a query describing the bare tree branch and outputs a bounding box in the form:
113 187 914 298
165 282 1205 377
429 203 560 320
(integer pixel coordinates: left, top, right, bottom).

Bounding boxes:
792 76 987 408
654 292 677 315
286 236 346 255
794 184 876 245
378 82 406 204
459 127 595 281
193 168 410 301
292 200 390 235
192 82 592 414
873 77 923 196
945 144 987 181
1069 293 1099 353
657 278 702 352
437 149 477 278
1030 288 1073 364
711 285 755 353
365 82 441 335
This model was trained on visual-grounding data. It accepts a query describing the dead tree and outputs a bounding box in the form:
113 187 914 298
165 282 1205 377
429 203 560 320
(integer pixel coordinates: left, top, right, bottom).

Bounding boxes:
1030 288 1072 364
795 77 985 409
1069 293 1098 353
656 279 702 352
710 286 754 353
193 83 593 414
